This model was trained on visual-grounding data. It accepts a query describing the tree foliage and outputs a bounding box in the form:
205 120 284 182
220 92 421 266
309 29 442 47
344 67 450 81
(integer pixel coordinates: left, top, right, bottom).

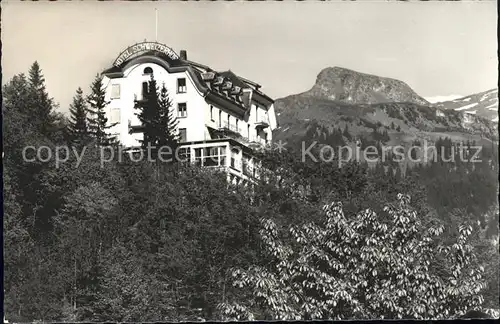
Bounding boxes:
219 194 486 320
2 62 498 322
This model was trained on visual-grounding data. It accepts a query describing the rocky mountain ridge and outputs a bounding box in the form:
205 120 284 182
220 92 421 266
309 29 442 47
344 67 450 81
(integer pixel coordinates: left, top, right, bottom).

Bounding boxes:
303 66 429 106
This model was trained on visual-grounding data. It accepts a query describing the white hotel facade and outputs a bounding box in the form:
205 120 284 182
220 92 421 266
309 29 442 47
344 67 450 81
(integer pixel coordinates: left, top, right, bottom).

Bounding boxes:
101 42 277 184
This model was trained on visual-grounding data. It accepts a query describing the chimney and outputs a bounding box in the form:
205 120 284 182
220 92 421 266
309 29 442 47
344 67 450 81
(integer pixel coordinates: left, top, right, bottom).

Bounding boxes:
180 50 187 60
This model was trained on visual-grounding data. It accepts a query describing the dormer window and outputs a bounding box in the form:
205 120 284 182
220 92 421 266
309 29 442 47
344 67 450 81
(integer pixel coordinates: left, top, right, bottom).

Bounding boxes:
143 67 153 75
177 78 187 93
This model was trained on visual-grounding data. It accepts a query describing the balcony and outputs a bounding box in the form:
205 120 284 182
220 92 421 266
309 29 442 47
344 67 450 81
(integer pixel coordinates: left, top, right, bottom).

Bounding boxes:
206 120 243 140
254 118 269 129
128 120 144 134
206 120 268 149
218 120 242 135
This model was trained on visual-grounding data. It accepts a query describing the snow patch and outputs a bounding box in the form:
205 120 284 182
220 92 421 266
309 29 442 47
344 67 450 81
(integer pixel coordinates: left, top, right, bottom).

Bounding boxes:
461 97 472 102
482 89 498 101
464 110 477 115
283 126 291 132
492 116 499 123
425 95 463 103
455 102 478 111
486 104 498 111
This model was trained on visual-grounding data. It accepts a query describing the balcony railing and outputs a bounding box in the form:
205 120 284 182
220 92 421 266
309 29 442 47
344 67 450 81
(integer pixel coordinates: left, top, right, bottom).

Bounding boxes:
217 120 242 134
206 120 268 148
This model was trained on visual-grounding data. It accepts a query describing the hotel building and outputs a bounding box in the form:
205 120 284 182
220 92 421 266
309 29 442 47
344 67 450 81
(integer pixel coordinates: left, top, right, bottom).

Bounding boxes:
101 41 277 184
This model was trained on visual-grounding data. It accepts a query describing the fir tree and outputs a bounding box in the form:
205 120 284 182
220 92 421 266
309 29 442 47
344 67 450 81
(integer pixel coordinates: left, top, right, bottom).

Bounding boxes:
67 87 89 146
86 75 117 146
27 61 56 136
157 84 180 156
134 74 179 161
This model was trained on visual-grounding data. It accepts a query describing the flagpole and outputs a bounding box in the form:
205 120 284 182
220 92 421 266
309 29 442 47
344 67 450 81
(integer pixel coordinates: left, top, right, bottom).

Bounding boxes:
155 8 158 42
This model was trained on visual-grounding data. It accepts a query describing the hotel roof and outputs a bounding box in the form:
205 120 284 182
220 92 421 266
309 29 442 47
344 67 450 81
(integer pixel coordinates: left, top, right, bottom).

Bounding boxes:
101 47 273 105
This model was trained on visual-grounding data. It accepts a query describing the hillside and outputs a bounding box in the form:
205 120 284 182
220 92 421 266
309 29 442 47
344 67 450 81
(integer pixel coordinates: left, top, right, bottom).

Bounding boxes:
433 89 498 123
274 68 498 155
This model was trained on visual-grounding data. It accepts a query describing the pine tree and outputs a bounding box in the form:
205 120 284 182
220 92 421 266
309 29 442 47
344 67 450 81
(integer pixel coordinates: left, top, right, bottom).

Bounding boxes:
134 74 179 161
86 75 117 146
67 87 89 146
27 61 56 136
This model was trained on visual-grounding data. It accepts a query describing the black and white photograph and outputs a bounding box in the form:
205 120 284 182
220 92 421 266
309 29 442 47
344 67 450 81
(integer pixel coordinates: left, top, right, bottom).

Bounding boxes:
1 0 499 322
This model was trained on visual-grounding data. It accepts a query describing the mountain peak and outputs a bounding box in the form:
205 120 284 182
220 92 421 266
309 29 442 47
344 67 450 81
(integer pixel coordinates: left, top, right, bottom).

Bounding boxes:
306 66 429 106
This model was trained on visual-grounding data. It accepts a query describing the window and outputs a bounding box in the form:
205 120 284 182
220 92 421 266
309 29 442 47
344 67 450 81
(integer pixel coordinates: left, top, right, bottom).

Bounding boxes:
255 105 259 122
247 125 250 139
179 128 187 142
219 110 222 127
236 120 239 133
143 67 153 75
110 108 121 124
227 115 230 129
142 82 148 99
177 147 191 163
177 78 187 93
210 105 214 121
230 148 240 170
205 146 226 167
111 84 120 99
178 103 187 118
242 154 253 177
194 146 226 167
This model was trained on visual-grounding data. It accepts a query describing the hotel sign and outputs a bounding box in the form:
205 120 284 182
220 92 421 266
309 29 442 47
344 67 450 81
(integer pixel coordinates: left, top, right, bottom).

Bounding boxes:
113 42 179 67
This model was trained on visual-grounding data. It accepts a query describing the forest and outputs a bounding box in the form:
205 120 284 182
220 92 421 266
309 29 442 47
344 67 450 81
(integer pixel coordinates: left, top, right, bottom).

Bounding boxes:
2 62 499 321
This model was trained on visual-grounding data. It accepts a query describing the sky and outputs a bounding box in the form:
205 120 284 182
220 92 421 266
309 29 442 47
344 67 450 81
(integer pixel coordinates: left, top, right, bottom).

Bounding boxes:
2 1 497 113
